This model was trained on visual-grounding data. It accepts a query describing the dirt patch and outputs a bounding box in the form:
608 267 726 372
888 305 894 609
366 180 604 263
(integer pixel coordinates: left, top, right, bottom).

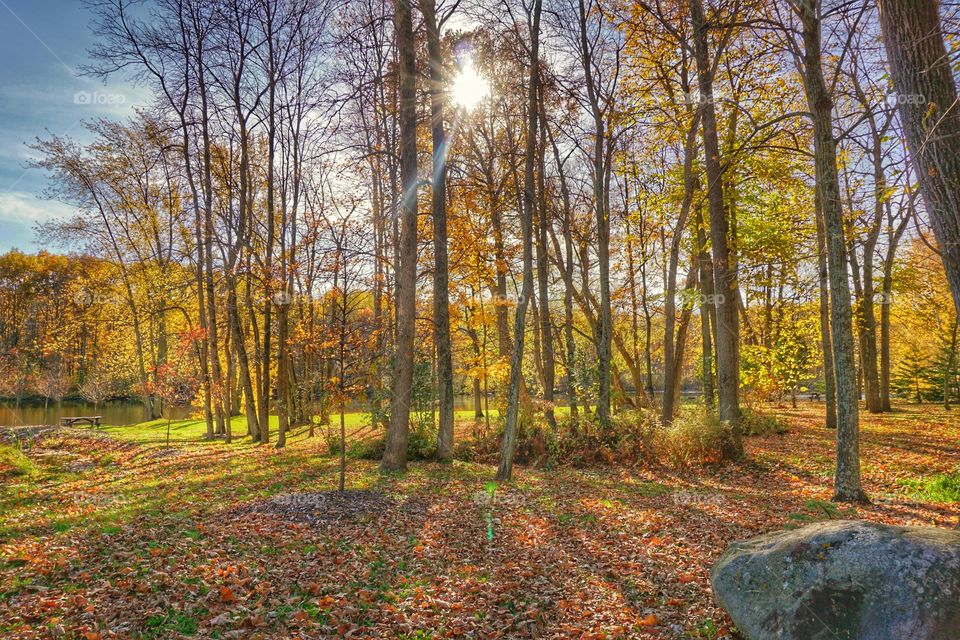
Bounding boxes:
240 490 430 526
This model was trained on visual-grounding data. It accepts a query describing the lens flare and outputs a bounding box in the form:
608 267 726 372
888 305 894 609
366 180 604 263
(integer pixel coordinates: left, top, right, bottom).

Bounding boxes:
451 63 489 111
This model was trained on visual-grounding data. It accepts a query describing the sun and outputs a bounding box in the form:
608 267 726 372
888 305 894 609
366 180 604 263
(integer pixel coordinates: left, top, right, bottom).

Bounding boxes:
450 63 490 111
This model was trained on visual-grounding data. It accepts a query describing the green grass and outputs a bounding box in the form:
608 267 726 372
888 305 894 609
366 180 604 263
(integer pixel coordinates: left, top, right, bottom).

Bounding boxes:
901 467 960 503
101 409 506 444
0 445 38 479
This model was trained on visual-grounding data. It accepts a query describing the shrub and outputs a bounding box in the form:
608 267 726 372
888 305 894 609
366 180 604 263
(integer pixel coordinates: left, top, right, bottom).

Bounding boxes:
461 407 725 468
739 408 789 436
656 408 727 467
329 417 438 462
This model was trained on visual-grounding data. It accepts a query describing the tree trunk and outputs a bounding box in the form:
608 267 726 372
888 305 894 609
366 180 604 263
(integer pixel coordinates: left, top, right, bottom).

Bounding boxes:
496 0 542 482
662 111 700 425
879 208 911 411
696 204 716 409
689 0 741 456
544 112 579 421
423 0 455 462
815 188 838 428
576 0 612 431
381 0 418 472
945 318 959 410
798 0 866 502
535 106 556 429
878 0 960 318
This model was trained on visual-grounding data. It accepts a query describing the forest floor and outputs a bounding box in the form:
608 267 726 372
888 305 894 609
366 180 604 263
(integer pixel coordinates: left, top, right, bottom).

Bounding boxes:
0 403 958 639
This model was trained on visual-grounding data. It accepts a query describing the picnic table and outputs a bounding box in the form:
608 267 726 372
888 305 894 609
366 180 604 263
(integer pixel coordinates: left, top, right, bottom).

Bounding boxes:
60 416 102 428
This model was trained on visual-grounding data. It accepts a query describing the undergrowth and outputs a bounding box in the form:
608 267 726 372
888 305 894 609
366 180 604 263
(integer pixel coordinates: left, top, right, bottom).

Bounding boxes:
900 466 960 503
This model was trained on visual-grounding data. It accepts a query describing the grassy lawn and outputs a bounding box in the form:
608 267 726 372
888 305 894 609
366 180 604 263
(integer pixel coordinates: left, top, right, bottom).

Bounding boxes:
100 410 505 444
1 402 957 639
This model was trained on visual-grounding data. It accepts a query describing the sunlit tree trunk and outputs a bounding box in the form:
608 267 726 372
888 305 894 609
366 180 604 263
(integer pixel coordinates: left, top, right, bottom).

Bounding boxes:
878 0 960 319
543 113 579 421
534 108 556 429
423 0 455 461
662 108 700 425
695 205 715 409
797 0 866 502
576 0 612 431
879 204 911 412
689 0 742 456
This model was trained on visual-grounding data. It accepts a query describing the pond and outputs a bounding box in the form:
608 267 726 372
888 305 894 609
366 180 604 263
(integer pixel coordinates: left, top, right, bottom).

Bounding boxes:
0 394 573 427
0 400 152 427
0 395 502 427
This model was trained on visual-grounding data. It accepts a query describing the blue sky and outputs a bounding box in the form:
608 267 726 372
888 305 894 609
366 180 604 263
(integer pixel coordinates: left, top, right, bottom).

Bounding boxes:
0 0 148 252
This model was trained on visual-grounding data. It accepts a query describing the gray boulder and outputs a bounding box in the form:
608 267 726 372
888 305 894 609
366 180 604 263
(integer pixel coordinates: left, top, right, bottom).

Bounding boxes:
711 520 960 640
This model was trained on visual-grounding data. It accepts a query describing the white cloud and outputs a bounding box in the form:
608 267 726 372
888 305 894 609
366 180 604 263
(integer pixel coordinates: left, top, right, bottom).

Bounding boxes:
0 191 75 223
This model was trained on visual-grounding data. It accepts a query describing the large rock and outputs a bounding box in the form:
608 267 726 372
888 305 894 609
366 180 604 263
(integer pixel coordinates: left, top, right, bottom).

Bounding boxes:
711 520 960 640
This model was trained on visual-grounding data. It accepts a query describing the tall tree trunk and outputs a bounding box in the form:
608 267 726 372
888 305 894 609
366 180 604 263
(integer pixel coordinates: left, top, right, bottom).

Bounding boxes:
381 0 418 472
879 207 911 411
798 0 866 502
198 64 227 439
689 0 742 456
544 112 579 421
496 0 542 481
423 0 455 461
662 111 700 424
696 204 715 409
576 0 612 431
945 318 958 410
491 204 512 360
262 7 277 446
535 107 557 429
878 0 960 318
815 188 838 428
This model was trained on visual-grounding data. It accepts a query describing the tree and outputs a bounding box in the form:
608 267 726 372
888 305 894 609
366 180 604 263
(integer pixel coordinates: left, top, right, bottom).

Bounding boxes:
792 0 867 502
877 0 960 320
79 372 117 416
381 0 419 472
689 0 742 456
423 0 456 462
37 365 70 414
497 0 543 482
148 363 200 448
